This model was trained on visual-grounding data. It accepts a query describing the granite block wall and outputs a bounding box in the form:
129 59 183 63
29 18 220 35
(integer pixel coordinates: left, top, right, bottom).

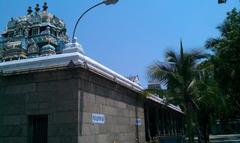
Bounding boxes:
0 67 145 143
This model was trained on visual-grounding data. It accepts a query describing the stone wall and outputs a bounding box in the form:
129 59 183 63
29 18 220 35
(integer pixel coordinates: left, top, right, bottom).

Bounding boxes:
77 68 145 143
0 67 145 143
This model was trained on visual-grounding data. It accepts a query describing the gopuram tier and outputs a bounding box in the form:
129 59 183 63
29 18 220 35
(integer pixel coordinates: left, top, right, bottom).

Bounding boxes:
0 3 68 62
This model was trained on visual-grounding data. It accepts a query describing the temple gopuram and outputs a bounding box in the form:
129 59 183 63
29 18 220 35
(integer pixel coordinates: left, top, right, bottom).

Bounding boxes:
0 3 68 62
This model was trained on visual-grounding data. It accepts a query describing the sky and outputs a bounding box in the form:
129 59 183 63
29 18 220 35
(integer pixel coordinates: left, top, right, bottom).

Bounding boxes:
0 0 239 87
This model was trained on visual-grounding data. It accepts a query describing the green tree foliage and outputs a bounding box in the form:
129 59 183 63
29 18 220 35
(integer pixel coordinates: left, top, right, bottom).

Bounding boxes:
147 42 226 142
205 8 240 115
147 42 207 142
195 61 227 143
147 7 239 143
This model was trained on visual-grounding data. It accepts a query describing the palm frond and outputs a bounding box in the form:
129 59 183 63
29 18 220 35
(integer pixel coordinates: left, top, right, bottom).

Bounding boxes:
166 50 178 63
147 61 176 85
180 40 184 62
205 38 220 49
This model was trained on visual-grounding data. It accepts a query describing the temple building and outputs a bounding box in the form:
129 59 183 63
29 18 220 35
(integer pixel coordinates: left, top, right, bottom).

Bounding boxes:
0 3 184 143
0 3 68 62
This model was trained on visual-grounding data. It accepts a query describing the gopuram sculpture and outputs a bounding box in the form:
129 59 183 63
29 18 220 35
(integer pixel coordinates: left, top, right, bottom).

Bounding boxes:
0 3 69 62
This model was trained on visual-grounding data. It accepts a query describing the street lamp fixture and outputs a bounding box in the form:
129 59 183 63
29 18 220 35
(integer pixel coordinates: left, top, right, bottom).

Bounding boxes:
104 0 119 5
72 0 118 42
218 0 227 4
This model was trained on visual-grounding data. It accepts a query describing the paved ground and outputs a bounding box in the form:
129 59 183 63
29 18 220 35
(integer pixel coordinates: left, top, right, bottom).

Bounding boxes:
210 134 240 143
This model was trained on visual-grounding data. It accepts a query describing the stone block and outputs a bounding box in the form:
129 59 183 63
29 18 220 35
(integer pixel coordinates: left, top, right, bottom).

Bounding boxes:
21 125 28 136
126 104 135 111
106 98 116 107
25 92 52 103
3 137 27 143
33 72 57 82
116 101 127 109
49 136 77 143
128 110 136 118
55 100 78 112
55 70 74 80
96 134 110 143
119 133 131 142
2 115 26 125
0 94 25 105
83 104 99 113
55 90 75 102
82 124 99 136
78 79 94 92
38 102 49 110
4 83 35 94
126 132 135 140
110 125 120 133
54 111 78 123
56 79 78 91
82 112 91 123
95 85 110 96
99 124 110 134
48 124 78 136
25 103 39 111
83 92 96 103
0 104 24 115
102 105 117 116
122 109 130 117
130 117 137 125
95 95 106 105
78 135 96 143
116 108 124 116
1 74 33 85
117 117 130 125
0 125 23 137
110 116 118 124
119 125 129 133
36 81 58 92
0 137 3 143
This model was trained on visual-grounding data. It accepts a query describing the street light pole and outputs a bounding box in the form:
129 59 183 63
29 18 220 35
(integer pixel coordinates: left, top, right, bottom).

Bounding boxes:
72 0 118 42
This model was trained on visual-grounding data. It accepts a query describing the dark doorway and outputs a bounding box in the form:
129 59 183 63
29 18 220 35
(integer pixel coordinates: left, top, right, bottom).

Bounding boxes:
28 115 48 143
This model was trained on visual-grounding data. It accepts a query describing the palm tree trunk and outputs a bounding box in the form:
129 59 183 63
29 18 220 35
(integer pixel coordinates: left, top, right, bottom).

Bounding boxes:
185 104 195 143
197 112 210 143
146 105 151 140
203 123 209 143
202 114 210 143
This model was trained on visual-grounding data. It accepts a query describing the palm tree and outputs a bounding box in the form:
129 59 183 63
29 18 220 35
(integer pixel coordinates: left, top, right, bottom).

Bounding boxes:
147 41 206 142
195 59 228 143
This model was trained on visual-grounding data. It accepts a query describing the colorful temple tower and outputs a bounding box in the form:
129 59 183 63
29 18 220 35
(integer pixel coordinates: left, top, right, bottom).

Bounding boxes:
0 3 68 62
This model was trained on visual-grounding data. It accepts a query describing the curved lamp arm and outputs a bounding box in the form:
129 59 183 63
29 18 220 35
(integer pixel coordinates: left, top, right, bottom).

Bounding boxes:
72 0 118 42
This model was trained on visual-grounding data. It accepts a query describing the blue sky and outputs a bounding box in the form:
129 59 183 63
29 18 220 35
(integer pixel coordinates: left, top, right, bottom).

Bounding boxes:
0 0 238 87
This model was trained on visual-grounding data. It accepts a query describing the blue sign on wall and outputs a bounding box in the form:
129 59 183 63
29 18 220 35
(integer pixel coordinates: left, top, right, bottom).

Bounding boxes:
136 118 142 126
92 113 105 124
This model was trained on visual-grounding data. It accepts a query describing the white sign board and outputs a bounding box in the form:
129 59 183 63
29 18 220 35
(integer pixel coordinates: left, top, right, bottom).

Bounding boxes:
136 118 142 126
92 113 105 124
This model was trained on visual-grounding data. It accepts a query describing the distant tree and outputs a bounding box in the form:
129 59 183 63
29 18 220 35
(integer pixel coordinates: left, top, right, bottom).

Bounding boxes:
205 8 240 116
195 60 227 143
147 42 207 142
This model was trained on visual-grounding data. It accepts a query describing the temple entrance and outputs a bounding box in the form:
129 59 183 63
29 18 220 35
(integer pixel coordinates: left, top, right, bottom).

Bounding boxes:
28 115 48 143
